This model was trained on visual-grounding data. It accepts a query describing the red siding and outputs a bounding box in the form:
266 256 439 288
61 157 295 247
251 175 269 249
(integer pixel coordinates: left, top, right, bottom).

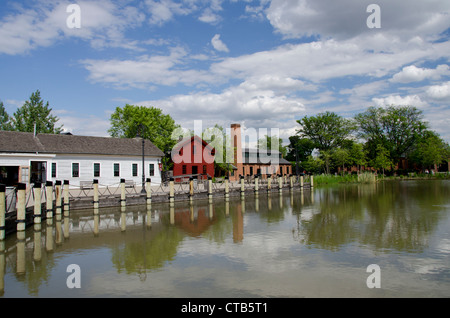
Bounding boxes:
172 136 215 180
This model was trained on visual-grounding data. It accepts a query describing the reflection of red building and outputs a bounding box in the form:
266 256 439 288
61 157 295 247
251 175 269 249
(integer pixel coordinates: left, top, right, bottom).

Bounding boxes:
172 135 215 181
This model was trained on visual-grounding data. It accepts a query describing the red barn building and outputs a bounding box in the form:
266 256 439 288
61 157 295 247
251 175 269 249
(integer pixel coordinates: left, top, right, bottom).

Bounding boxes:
172 135 215 181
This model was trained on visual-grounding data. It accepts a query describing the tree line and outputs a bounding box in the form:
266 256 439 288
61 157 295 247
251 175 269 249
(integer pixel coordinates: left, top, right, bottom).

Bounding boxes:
2 91 449 175
286 107 450 175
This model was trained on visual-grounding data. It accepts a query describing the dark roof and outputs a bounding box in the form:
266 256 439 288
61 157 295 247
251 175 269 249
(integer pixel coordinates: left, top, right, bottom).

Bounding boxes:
0 130 164 157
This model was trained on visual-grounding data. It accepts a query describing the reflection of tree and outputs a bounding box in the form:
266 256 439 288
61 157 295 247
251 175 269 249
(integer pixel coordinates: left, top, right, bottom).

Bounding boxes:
294 181 447 253
111 225 184 274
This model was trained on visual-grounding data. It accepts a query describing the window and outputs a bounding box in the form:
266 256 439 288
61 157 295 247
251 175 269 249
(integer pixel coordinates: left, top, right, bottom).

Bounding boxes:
203 165 207 174
250 167 253 176
114 163 120 177
149 163 155 176
52 162 57 178
72 163 79 178
192 165 198 175
182 165 187 175
93 163 100 177
280 167 283 175
132 163 138 177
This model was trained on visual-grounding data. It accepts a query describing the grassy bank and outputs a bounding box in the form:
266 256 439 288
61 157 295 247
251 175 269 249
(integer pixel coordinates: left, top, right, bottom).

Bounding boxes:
313 172 450 186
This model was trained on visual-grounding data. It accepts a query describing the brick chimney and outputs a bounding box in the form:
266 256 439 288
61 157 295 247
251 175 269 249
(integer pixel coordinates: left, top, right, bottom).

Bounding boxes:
230 124 243 180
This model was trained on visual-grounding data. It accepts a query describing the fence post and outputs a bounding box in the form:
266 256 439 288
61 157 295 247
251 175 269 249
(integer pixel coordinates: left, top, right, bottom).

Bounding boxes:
146 178 152 205
0 184 5 240
224 176 229 199
45 181 53 219
189 177 194 203
169 177 174 204
16 183 26 232
208 176 213 201
240 175 245 197
120 178 126 208
278 174 283 193
93 179 99 211
33 182 42 224
63 180 70 216
55 181 62 217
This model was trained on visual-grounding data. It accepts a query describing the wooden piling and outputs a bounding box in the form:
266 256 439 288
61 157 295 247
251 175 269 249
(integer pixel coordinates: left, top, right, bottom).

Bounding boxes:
120 178 126 207
278 174 283 192
16 183 26 232
208 176 213 201
146 178 152 204
33 182 42 224
55 181 62 216
93 179 99 210
224 176 229 199
289 175 293 189
169 177 174 204
311 175 314 187
254 175 259 193
63 180 70 216
0 184 5 240
300 175 304 189
45 181 53 219
240 176 245 196
189 177 194 203
267 176 272 192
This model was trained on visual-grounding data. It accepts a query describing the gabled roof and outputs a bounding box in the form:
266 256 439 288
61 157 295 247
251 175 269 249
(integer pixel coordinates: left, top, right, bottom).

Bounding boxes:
0 130 164 157
172 135 214 152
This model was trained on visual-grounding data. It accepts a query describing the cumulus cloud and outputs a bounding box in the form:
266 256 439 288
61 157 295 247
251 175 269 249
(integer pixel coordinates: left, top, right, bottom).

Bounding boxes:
426 81 450 101
211 34 229 53
391 64 450 83
372 94 428 108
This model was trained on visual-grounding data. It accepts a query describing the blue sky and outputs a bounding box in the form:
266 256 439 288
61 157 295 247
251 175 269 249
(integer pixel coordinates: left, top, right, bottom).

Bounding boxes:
0 0 449 144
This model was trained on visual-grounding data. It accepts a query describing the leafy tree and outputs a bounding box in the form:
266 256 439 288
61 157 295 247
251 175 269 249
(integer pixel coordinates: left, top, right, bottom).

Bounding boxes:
371 144 393 176
286 136 316 173
410 131 450 173
296 111 356 151
109 104 179 170
348 142 367 172
257 134 287 157
332 148 350 175
302 155 325 174
10 90 62 134
0 100 12 130
355 105 428 165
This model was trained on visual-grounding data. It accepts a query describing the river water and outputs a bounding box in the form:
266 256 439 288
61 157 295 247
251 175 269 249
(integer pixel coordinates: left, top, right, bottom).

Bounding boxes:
1 179 449 298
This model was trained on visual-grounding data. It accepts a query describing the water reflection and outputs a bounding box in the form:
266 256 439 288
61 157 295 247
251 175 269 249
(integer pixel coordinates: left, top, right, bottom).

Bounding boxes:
0 180 449 297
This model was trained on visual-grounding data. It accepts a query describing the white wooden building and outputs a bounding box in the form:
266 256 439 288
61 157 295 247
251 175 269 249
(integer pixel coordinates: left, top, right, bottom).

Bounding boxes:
0 130 164 187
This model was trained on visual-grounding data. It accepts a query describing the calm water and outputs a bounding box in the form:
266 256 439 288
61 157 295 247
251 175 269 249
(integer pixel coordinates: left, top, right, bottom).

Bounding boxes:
1 180 449 298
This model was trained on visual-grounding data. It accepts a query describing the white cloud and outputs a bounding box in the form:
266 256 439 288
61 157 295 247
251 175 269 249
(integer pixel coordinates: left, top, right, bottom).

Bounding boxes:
426 81 450 100
372 94 428 108
391 64 450 83
211 34 229 53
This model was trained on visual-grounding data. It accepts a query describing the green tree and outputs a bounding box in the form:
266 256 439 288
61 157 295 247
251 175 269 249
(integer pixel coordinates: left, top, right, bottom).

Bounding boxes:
355 105 428 165
11 90 62 134
371 144 393 176
332 148 350 175
296 111 356 151
109 104 179 170
410 131 450 173
286 136 316 173
0 100 12 130
257 135 287 157
348 142 367 172
303 155 325 174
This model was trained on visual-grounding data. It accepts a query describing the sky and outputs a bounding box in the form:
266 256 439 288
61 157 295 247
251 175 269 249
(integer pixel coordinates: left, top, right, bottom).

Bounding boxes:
0 0 449 145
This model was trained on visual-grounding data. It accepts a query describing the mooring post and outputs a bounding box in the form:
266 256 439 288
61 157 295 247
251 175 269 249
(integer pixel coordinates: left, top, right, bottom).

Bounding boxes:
146 178 152 204
45 181 53 219
208 176 213 201
224 176 229 199
300 175 304 189
55 181 62 217
63 180 69 216
120 178 126 208
278 174 283 193
254 175 259 193
16 183 26 232
289 175 294 189
311 175 314 188
240 175 245 197
169 177 174 204
33 182 42 224
267 176 272 192
189 177 194 203
0 184 5 240
93 179 99 211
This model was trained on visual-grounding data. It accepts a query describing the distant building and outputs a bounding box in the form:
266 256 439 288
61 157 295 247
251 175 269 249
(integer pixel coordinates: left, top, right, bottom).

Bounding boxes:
171 135 215 181
229 124 292 182
0 130 164 187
